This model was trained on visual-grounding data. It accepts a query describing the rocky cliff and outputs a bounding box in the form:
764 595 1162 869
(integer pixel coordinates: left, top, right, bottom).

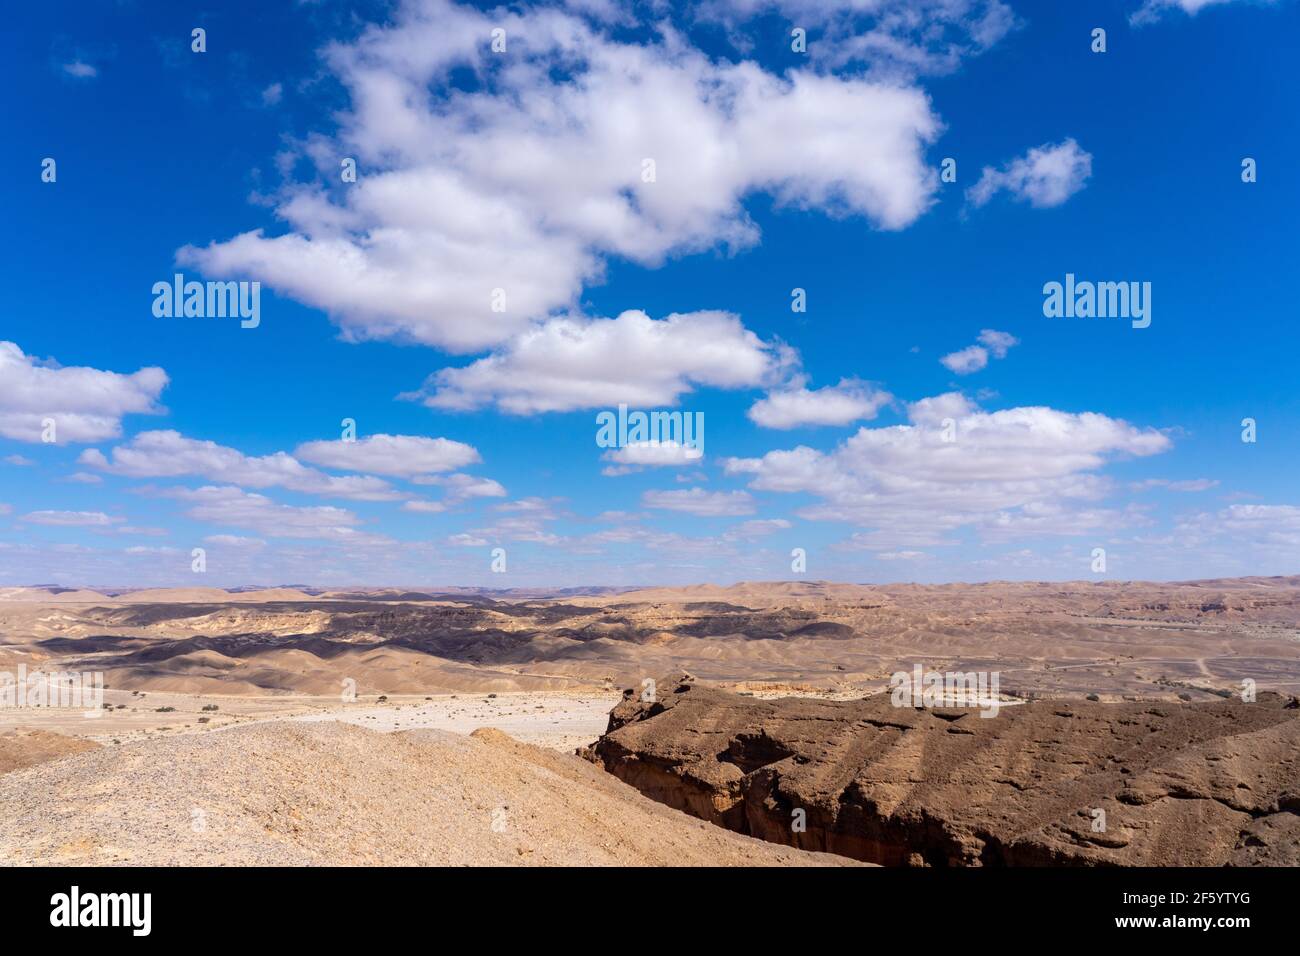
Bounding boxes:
584 674 1300 866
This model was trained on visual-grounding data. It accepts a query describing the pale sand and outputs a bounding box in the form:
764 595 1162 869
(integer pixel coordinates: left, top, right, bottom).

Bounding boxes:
0 720 859 866
287 692 617 750
0 689 621 752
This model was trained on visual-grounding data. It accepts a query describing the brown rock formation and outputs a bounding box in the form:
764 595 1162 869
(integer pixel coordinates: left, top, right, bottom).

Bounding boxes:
584 674 1300 866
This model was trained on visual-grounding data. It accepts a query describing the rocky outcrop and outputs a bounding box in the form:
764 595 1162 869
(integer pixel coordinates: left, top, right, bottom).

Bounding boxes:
584 674 1300 866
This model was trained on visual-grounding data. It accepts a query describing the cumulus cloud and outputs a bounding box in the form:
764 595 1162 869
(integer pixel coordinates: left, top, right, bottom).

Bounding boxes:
977 329 1018 358
939 345 988 374
3 455 34 466
204 534 267 549
403 473 507 512
642 487 755 516
748 379 892 429
409 310 786 414
0 341 167 444
940 329 1018 375
447 532 489 547
1130 0 1258 25
1131 478 1219 492
724 518 792 539
725 392 1170 544
697 0 1019 76
163 485 389 543
21 511 122 527
1173 504 1300 558
178 0 942 352
62 60 98 79
80 431 403 502
967 139 1092 209
294 433 480 477
464 497 569 543
602 440 704 476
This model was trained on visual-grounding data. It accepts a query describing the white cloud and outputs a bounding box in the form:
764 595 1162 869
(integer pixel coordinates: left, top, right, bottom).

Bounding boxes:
64 472 103 484
113 525 169 537
748 379 891 429
204 534 267 549
404 475 505 512
724 518 792 539
1130 0 1259 25
410 310 786 414
62 60 98 79
939 345 989 375
1131 478 1219 492
642 488 755 516
1175 504 1300 552
463 496 566 544
294 433 480 477
261 83 283 105
21 511 122 527
80 431 402 502
725 392 1170 541
447 533 489 547
977 328 1018 357
698 0 1019 76
0 341 167 444
163 485 389 543
940 329 1018 374
602 440 704 475
178 0 942 352
967 139 1092 209
3 455 34 466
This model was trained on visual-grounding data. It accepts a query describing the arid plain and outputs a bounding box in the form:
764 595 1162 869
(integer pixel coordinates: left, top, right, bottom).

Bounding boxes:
1 576 1297 866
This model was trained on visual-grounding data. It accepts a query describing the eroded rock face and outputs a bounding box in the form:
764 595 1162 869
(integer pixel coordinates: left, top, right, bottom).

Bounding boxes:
584 675 1300 866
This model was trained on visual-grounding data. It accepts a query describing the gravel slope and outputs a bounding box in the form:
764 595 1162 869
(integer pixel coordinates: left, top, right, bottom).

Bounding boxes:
0 721 855 866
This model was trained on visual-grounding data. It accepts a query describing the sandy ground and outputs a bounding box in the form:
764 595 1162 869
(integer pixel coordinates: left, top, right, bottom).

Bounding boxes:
0 720 860 866
0 688 622 752
288 692 616 750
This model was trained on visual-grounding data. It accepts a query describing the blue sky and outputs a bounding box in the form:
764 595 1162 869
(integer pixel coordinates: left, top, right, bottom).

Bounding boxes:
2 0 1297 588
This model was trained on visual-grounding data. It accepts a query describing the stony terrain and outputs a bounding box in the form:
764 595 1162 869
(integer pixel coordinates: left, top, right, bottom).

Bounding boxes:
0 730 98 774
2 576 1298 703
1 577 1296 867
0 719 855 866
586 674 1300 866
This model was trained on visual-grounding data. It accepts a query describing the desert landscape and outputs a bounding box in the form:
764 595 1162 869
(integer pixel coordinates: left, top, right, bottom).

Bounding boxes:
1 576 1297 866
